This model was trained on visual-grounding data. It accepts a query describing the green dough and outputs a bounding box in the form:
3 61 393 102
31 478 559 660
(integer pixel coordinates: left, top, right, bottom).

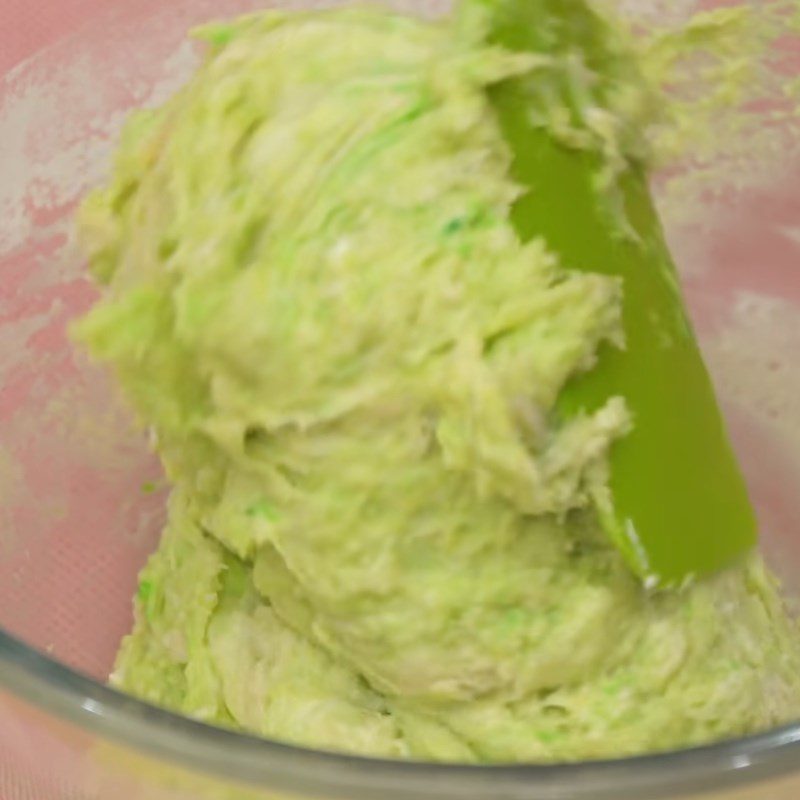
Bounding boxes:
76 7 800 762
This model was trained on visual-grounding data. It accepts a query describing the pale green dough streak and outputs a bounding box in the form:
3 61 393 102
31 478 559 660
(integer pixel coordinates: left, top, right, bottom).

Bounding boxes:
77 8 800 762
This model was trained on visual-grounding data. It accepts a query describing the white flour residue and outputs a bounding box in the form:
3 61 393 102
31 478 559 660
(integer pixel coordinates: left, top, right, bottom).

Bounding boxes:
707 292 800 445
0 35 196 256
603 0 698 25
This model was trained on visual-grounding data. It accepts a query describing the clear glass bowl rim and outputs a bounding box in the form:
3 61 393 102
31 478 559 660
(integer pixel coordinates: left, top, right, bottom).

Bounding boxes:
3 627 800 800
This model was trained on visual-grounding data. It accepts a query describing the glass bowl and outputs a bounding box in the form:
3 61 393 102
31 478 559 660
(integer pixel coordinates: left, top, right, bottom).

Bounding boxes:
1 1 799 798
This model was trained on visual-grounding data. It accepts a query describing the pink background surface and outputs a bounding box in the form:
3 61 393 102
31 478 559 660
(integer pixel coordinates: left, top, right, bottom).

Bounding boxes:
1 2 799 799
3 0 96 75
2 0 164 76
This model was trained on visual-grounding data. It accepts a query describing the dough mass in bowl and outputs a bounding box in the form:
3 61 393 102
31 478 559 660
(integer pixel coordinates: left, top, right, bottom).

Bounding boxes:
74 6 800 762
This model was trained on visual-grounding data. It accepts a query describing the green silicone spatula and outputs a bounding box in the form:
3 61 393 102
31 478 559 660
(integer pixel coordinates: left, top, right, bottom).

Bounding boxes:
468 0 757 585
